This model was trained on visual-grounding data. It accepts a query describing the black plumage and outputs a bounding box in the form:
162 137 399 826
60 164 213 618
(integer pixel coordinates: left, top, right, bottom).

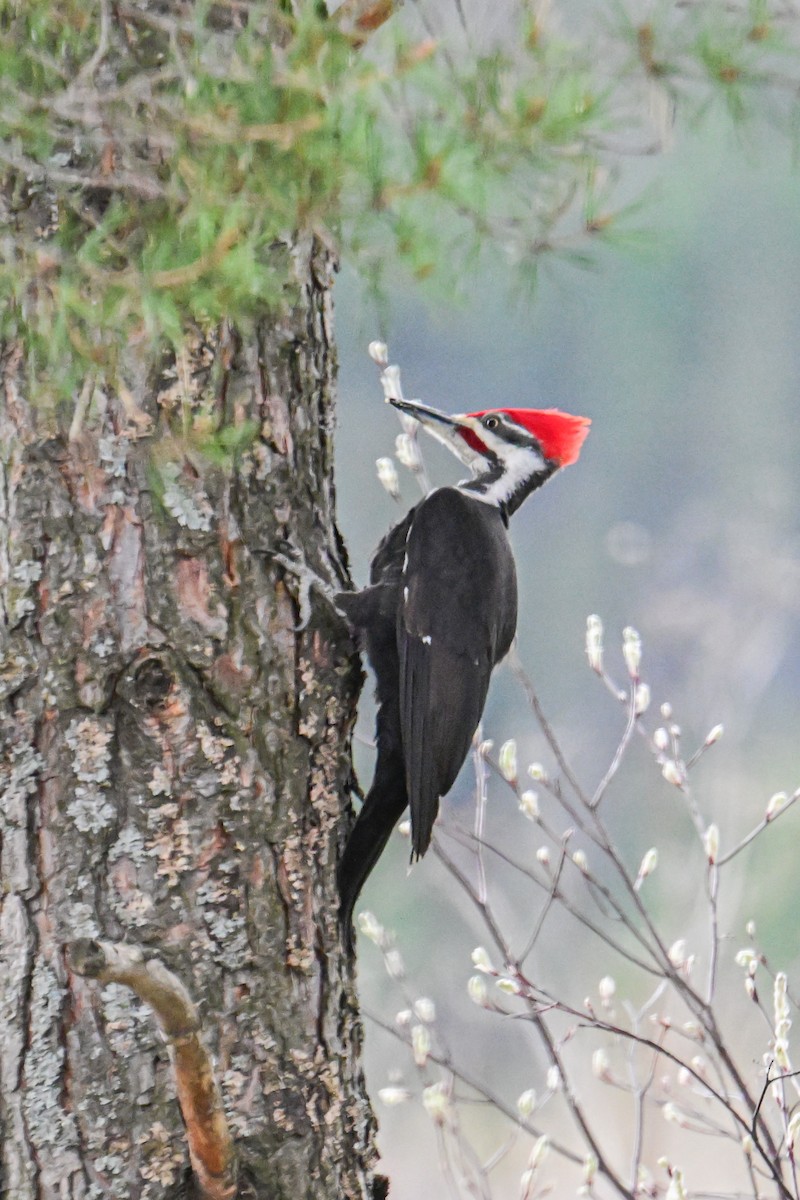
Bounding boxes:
337 490 516 947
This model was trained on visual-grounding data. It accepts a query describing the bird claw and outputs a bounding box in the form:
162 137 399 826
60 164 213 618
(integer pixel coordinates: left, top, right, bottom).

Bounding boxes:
267 543 347 632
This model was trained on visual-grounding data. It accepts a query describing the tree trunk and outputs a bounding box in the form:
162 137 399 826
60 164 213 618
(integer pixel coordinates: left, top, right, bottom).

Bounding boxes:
0 231 379 1197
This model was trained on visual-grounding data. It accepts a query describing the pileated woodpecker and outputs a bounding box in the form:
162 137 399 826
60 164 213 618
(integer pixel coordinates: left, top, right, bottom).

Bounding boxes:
337 398 590 949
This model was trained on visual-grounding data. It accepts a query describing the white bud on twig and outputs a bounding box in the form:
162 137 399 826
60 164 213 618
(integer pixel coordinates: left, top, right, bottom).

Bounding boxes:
635 848 658 891
546 1065 561 1091
519 791 540 821
368 340 389 366
653 727 670 751
527 762 546 782
413 997 436 1023
702 823 719 864
528 1134 549 1169
592 1048 610 1079
397 819 411 837
735 948 757 968
774 971 790 1023
622 626 641 678
422 1082 450 1124
774 973 791 1066
668 939 687 969
585 614 603 673
634 682 651 714
379 1086 410 1105
536 846 551 869
662 1102 687 1127
660 701 673 719
766 791 788 820
471 946 494 974
395 432 421 471
661 759 685 788
496 976 522 995
381 364 402 400
468 975 489 1006
598 975 616 1003
384 948 405 979
572 849 589 874
665 1166 688 1200
498 739 518 783
517 1088 536 1117
395 1009 412 1026
358 911 384 944
704 723 724 746
411 1023 430 1066
788 1113 800 1148
375 457 400 499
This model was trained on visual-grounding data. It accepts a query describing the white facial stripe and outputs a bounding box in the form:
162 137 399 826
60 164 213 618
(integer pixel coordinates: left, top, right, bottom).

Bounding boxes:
468 444 547 506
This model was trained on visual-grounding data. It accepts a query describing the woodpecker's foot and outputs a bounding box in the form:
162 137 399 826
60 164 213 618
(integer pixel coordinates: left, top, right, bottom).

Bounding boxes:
266 542 348 632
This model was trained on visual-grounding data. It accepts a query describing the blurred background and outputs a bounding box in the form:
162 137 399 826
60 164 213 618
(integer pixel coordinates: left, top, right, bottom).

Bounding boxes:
333 110 800 1197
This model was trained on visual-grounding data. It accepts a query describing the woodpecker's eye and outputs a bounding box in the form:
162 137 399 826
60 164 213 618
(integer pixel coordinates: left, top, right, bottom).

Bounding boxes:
482 415 499 431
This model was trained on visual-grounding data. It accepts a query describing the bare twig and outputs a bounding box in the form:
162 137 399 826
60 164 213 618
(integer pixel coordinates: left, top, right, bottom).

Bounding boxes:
717 789 800 867
626 997 667 1190
431 840 512 968
517 840 567 967
472 730 489 906
363 1007 586 1168
590 680 637 809
507 647 590 808
529 1008 636 1200
439 822 661 976
707 858 721 1004
568 1015 793 1199
68 939 237 1200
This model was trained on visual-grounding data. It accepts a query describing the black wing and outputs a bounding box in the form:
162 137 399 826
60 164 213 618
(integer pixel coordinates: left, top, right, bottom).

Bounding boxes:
399 489 518 859
336 509 417 949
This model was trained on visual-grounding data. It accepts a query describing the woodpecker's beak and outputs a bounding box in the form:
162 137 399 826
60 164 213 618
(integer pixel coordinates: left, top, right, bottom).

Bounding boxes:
387 397 483 468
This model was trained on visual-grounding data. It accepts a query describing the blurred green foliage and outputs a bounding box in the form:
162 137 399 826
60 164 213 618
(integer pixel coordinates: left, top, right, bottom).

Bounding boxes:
1 0 800 400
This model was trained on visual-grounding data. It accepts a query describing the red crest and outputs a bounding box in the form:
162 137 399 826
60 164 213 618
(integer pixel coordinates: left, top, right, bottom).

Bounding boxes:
461 408 590 466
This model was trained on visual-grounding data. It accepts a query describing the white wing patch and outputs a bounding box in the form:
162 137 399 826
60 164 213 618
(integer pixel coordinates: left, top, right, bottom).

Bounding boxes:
421 635 432 645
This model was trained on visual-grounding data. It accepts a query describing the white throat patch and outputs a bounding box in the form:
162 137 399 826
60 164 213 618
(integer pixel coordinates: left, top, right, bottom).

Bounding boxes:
463 444 547 506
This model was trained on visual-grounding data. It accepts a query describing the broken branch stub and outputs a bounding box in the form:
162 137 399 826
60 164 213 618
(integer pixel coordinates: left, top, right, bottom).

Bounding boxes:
68 938 238 1200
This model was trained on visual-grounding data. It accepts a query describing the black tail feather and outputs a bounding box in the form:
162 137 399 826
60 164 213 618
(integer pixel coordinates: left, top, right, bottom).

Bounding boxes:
337 752 408 955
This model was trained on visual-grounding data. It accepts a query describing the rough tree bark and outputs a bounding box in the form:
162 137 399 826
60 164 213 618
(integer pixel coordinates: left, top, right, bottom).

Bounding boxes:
0 236 379 1199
